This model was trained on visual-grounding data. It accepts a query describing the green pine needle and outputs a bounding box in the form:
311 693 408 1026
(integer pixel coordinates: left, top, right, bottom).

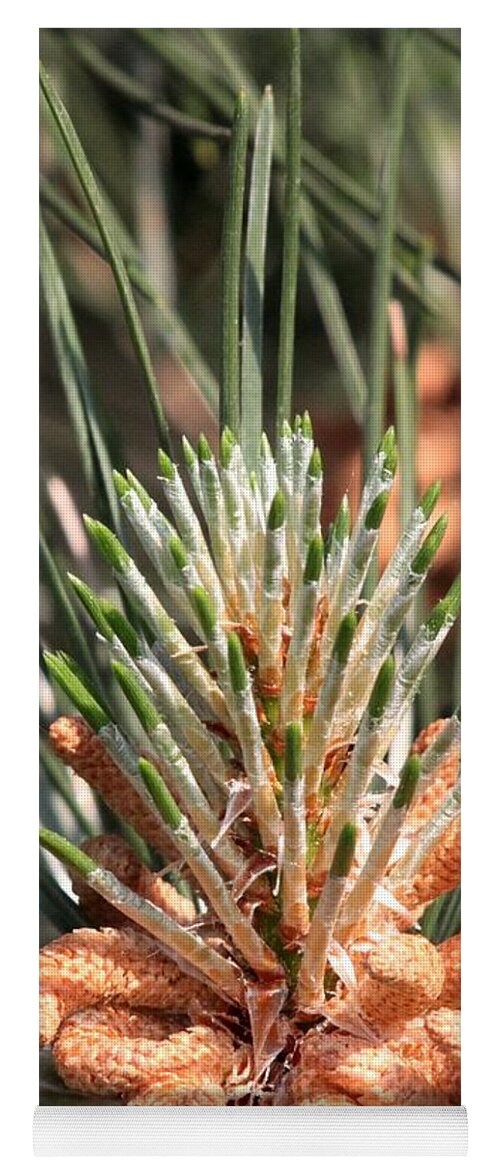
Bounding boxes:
44 651 109 732
220 88 249 437
308 447 322 479
158 449 175 481
276 29 301 432
228 631 248 693
84 517 131 573
420 479 442 520
139 758 183 831
334 611 358 666
169 535 189 573
268 489 286 530
68 575 114 642
304 534 324 583
182 436 197 470
126 471 152 512
393 753 421 809
40 828 96 878
368 656 395 721
285 721 303 784
365 489 390 531
191 586 217 639
198 434 213 463
330 822 357 877
100 602 140 658
333 495 350 543
111 662 160 733
113 470 130 500
411 515 448 576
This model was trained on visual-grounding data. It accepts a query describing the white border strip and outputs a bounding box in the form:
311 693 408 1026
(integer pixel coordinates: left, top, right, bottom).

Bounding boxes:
34 1106 468 1156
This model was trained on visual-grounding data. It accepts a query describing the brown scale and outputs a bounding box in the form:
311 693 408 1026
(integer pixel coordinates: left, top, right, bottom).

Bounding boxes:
400 817 461 909
258 671 283 700
356 934 445 1034
389 1008 460 1104
234 617 260 660
282 1027 444 1106
39 926 226 1047
436 934 460 1010
53 1006 241 1104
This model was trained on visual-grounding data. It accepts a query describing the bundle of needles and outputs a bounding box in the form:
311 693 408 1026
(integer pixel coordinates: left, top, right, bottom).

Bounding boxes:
40 422 461 1106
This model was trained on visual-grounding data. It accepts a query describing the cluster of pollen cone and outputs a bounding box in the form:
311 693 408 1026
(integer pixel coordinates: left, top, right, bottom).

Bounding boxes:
40 418 461 1106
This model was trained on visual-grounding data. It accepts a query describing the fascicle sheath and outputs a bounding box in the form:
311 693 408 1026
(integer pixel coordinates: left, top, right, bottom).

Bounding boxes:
149 723 244 880
140 760 283 980
312 659 395 882
298 823 356 1008
281 723 309 938
304 611 357 804
118 560 230 726
137 650 228 798
228 635 282 855
87 869 245 1004
198 442 239 612
280 535 323 727
159 454 226 616
259 490 287 692
339 756 421 938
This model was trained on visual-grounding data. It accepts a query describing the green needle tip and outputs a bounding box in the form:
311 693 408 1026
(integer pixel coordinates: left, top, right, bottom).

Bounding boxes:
378 426 398 478
138 758 183 831
425 575 461 638
302 410 313 439
307 447 322 480
182 436 196 470
333 495 350 544
445 574 461 618
44 651 109 732
420 479 441 520
260 432 272 459
393 754 421 809
113 470 130 499
169 535 189 573
334 610 358 667
330 822 357 877
198 433 213 463
365 489 389 531
268 489 286 530
158 448 175 480
285 721 303 783
411 515 448 576
368 656 395 722
191 586 217 640
222 425 236 446
40 828 96 878
227 631 248 693
220 428 235 469
111 662 159 733
126 471 152 512
100 601 139 659
84 517 130 573
68 575 114 642
304 534 324 583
